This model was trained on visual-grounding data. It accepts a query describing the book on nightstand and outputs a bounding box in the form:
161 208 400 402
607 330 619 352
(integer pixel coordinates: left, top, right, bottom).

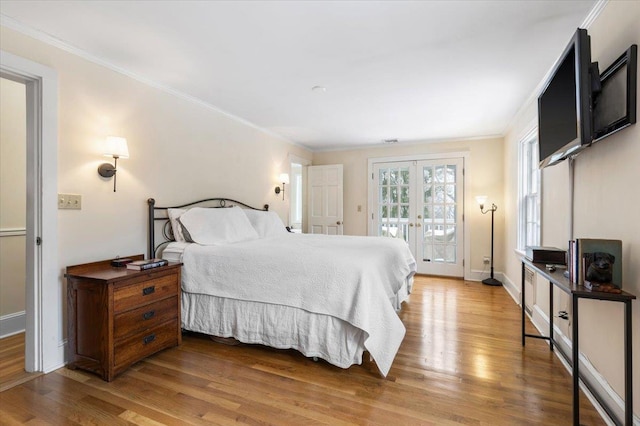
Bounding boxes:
126 258 169 270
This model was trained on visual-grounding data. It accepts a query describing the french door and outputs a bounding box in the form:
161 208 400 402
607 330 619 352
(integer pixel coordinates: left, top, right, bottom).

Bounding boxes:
371 158 464 276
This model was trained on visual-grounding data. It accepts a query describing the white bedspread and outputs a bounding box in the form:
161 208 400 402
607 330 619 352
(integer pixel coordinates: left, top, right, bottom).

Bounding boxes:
181 233 416 376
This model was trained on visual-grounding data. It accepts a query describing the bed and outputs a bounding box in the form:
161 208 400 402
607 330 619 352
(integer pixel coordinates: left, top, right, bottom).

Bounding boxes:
147 197 417 376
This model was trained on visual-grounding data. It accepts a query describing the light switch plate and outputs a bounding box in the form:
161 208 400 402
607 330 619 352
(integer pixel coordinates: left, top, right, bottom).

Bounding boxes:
58 193 82 210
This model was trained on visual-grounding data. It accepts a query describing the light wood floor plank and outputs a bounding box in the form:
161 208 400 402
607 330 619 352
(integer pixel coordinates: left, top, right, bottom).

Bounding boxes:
0 277 605 425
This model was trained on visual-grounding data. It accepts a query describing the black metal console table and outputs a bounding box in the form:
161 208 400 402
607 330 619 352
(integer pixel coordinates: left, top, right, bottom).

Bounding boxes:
521 258 636 426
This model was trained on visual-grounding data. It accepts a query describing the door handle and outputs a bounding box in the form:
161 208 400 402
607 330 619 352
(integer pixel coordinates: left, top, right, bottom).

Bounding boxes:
409 223 414 227
416 223 422 228
336 221 343 225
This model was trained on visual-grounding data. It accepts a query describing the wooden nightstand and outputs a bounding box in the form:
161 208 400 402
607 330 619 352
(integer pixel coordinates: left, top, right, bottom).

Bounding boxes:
66 255 182 381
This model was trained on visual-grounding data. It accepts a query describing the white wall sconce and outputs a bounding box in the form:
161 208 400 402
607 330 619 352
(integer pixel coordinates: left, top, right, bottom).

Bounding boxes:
476 195 501 286
274 173 290 200
98 136 129 192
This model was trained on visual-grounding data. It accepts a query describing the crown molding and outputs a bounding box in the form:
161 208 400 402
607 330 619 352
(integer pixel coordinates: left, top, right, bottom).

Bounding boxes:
0 14 308 150
502 0 609 139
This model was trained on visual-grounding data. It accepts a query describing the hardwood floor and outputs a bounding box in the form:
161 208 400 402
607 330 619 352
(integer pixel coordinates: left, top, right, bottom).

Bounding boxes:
0 333 41 392
0 277 605 425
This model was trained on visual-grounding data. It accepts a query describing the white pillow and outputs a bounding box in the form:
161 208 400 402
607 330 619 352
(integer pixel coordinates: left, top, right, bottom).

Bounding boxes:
178 206 259 245
242 209 287 238
167 208 187 242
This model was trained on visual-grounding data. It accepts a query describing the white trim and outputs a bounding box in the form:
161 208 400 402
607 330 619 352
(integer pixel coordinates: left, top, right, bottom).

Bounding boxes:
288 153 311 167
505 267 632 425
1 51 61 373
580 0 609 29
503 0 609 139
516 125 541 251
0 311 26 338
367 151 470 279
314 134 501 153
0 14 304 151
528 305 620 425
367 151 470 166
0 227 26 237
469 270 506 285
506 269 637 426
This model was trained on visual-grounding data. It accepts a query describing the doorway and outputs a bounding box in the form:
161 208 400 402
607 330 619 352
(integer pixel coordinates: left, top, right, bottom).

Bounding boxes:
369 156 465 277
1 51 60 374
307 164 344 235
288 154 310 233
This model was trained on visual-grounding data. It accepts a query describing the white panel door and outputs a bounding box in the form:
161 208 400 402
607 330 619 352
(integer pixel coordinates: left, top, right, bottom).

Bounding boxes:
307 164 343 235
417 159 464 276
371 158 464 276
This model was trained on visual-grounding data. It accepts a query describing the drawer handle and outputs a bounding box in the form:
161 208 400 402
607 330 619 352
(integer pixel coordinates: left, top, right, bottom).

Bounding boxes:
143 334 156 345
142 286 155 296
142 310 155 320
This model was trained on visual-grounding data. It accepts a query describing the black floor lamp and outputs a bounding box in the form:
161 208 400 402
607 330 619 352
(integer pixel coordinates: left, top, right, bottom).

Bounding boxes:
476 196 502 286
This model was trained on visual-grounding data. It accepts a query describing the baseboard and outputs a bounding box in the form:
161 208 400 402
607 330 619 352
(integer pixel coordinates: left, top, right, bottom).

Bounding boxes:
0 311 26 338
528 305 637 425
468 269 505 285
43 339 67 374
500 273 520 305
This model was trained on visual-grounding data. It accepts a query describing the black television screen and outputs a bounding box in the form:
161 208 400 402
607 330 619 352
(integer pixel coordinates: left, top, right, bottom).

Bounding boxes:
538 29 595 168
593 45 637 142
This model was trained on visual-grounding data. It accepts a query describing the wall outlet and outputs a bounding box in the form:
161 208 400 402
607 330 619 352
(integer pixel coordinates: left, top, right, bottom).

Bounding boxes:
58 193 82 210
483 256 490 264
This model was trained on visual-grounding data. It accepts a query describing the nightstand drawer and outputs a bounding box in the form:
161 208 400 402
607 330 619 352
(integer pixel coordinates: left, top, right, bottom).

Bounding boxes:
114 296 178 340
114 320 179 369
114 273 178 313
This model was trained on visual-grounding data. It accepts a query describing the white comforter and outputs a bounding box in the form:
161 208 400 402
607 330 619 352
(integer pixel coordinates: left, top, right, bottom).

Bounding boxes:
180 233 416 376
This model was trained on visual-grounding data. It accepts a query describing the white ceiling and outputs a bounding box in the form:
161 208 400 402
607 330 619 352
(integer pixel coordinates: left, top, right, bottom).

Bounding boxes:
0 0 598 151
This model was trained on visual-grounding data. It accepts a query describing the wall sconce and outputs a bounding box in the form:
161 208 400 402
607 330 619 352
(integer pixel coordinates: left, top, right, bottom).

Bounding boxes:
98 136 129 192
274 173 290 200
476 195 501 286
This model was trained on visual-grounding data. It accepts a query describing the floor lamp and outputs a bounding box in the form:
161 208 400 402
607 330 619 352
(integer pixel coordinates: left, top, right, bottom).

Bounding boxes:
476 196 502 286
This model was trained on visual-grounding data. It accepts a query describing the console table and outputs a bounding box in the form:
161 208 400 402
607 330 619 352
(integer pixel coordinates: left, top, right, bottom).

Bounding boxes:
521 258 635 426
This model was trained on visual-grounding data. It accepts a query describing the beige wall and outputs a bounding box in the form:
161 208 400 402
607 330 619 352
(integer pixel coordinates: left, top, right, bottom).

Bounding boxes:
0 77 26 318
0 25 311 320
313 137 505 275
504 0 640 415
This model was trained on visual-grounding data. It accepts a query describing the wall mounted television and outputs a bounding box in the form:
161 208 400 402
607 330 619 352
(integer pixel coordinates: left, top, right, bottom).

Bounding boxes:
537 28 598 168
592 44 637 142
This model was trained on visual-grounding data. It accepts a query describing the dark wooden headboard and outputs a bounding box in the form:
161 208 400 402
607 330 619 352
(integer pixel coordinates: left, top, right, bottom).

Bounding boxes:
147 197 269 258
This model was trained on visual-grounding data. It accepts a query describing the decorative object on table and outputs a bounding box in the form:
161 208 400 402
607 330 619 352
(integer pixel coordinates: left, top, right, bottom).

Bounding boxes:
97 136 129 192
583 251 621 293
476 196 501 286
126 258 169 271
525 246 566 264
110 256 132 267
567 238 622 289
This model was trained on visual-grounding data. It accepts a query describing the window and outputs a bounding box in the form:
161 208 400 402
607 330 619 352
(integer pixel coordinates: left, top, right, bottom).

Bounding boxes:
518 129 541 250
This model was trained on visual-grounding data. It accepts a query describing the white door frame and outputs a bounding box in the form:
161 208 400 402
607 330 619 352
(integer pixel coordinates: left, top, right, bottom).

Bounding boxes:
288 154 311 232
1 51 61 372
368 152 470 279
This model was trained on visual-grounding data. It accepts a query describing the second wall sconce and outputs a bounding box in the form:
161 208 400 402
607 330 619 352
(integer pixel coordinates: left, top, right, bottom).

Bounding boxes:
274 173 290 200
98 136 129 192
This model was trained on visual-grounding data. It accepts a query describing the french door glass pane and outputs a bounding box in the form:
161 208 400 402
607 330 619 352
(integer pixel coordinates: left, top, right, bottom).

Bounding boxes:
400 187 409 203
422 163 458 264
423 168 433 184
377 166 410 243
401 169 410 185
